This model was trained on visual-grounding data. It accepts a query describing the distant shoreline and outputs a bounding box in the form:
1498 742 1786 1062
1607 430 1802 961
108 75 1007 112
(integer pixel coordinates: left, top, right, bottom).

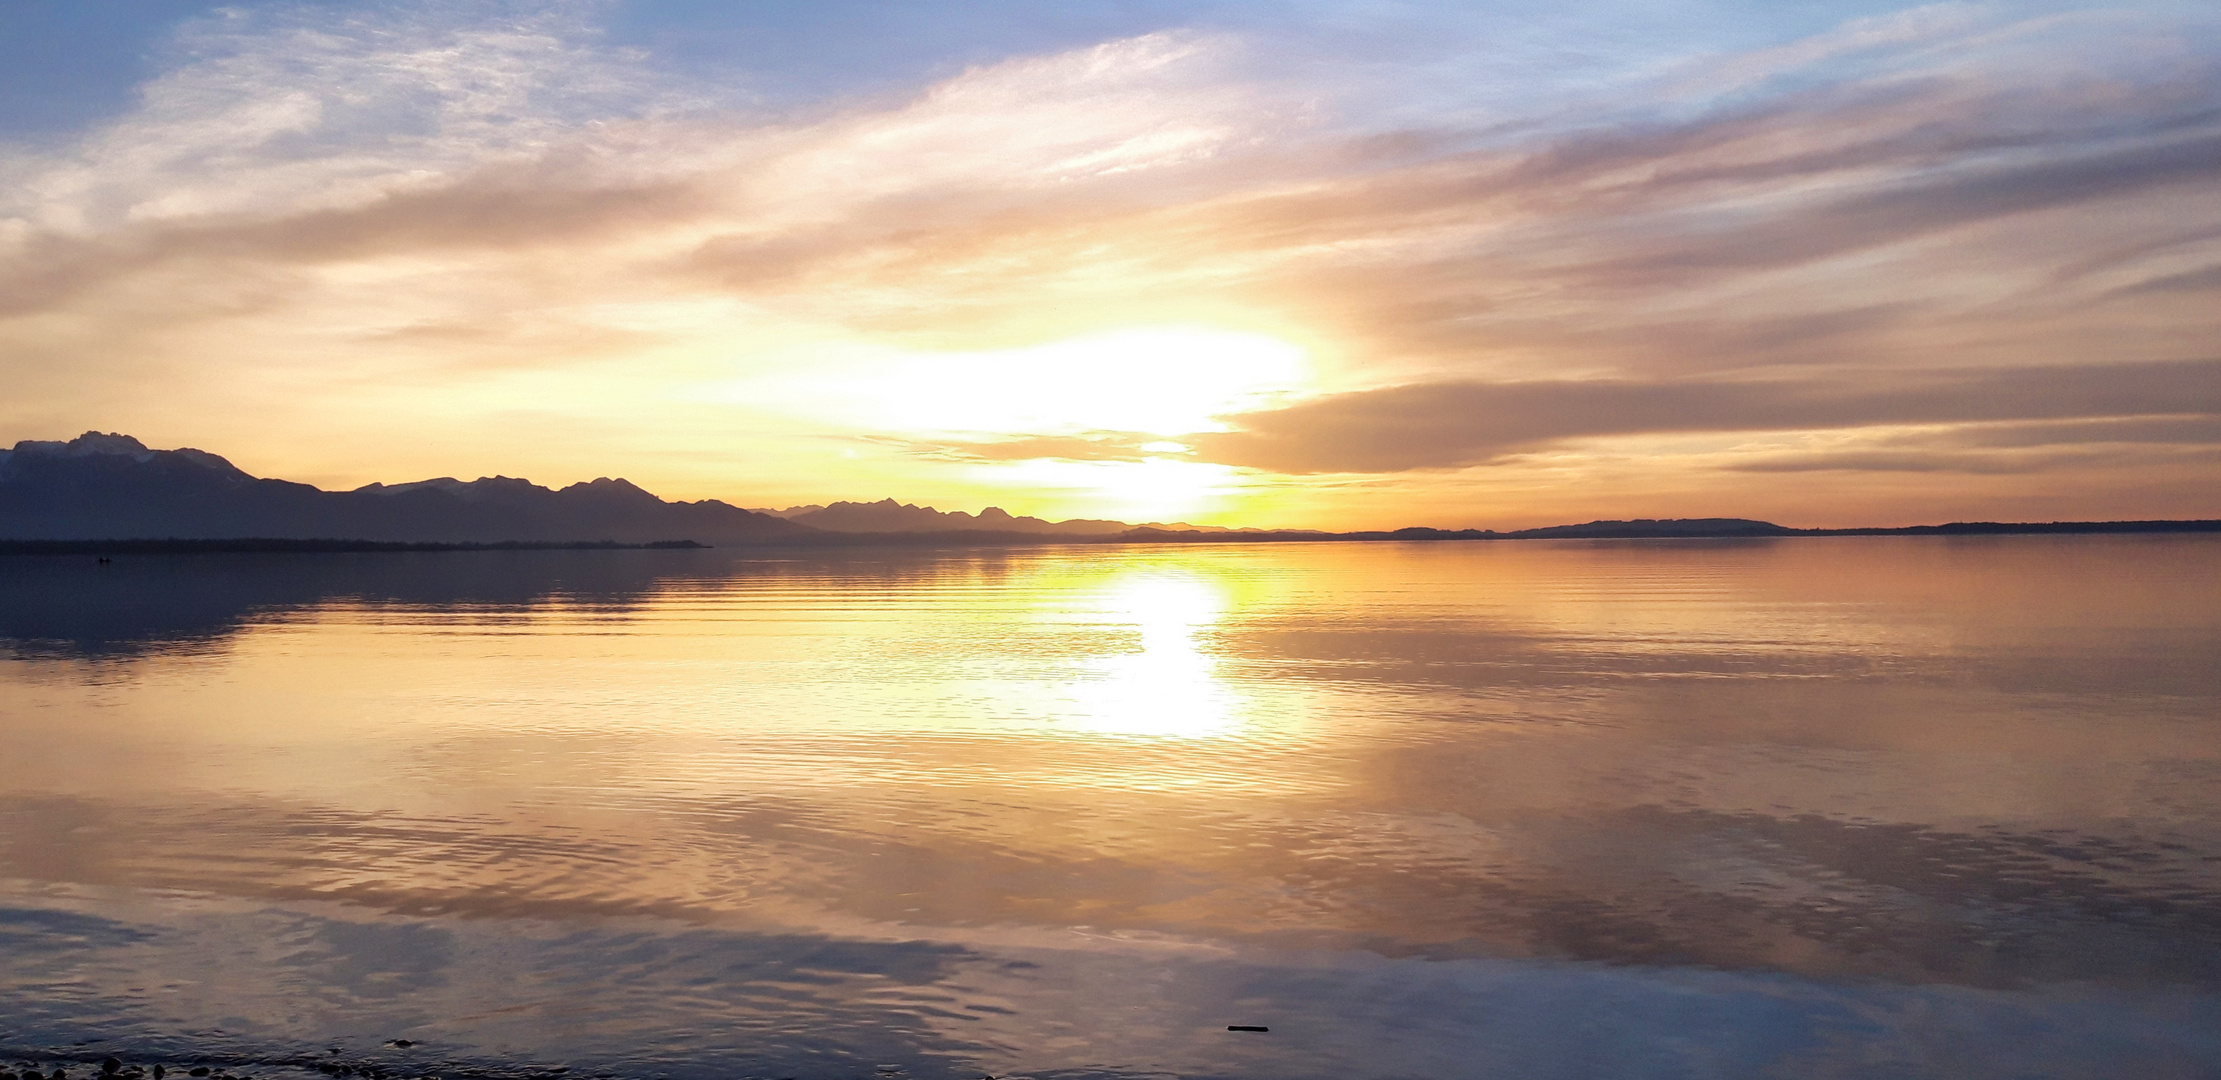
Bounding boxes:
3 520 2217 557
1118 519 2221 543
0 539 710 556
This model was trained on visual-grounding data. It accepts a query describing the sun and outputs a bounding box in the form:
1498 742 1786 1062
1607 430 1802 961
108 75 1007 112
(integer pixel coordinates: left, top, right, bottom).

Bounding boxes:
690 324 1313 521
972 456 1249 524
735 325 1313 439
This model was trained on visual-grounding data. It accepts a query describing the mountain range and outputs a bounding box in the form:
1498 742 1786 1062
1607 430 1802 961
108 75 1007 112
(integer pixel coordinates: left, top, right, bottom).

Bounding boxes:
0 432 1255 544
0 433 807 544
6 433 2214 548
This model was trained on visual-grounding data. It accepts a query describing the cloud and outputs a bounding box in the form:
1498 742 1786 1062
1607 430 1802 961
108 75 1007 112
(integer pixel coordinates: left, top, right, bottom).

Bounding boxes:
1190 358 2221 473
1708 415 2221 475
0 172 711 318
0 4 669 230
2117 262 2221 296
641 9 2221 376
1722 446 2221 475
0 23 1274 336
9 6 2216 349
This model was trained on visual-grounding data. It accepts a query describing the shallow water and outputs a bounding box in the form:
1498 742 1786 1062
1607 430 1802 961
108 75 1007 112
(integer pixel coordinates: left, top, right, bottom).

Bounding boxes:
2 536 2218 1079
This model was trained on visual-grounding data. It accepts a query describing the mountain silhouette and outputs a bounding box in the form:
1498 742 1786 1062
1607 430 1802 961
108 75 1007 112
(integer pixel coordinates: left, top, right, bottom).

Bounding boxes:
11 432 2206 549
0 432 808 544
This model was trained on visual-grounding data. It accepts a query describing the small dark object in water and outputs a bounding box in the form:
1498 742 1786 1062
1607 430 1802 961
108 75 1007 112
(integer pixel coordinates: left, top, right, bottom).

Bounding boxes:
1227 1025 1269 1032
154 1068 165 1080
388 1042 412 1050
189 1069 210 1077
102 1060 121 1076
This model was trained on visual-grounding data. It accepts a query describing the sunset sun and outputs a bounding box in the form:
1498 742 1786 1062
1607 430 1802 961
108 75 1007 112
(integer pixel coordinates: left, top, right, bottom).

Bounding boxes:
730 325 1313 439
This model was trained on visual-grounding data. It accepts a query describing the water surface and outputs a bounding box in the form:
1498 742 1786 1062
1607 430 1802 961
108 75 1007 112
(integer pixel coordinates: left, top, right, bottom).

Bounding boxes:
3 537 2219 1078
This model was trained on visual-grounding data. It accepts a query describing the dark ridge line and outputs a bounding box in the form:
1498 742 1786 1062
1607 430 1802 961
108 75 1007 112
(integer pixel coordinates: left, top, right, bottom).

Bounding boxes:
3 520 2216 557
0 539 709 556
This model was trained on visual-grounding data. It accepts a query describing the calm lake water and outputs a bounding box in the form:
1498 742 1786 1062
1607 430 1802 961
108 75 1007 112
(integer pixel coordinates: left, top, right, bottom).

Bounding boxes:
2 537 2219 1079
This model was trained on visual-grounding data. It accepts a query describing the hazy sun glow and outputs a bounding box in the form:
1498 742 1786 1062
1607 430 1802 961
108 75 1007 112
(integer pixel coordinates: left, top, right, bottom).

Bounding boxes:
972 457 1248 523
730 326 1312 438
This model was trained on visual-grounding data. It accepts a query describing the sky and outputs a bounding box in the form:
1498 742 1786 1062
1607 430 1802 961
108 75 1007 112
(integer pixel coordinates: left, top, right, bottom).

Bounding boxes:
1 0 2217 529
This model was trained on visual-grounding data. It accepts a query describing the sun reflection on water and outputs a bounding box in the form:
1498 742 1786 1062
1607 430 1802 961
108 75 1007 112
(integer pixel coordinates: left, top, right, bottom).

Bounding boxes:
1061 570 1241 741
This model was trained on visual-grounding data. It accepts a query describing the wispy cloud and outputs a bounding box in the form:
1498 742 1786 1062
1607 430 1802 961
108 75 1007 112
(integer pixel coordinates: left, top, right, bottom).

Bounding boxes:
1 3 671 230
1186 358 2221 473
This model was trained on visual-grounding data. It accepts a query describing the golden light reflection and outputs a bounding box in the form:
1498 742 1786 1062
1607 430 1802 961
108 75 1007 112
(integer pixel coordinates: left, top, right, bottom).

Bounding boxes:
1060 569 1242 741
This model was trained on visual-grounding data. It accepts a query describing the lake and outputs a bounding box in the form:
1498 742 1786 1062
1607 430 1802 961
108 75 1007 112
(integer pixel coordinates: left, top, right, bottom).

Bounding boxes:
2 536 2218 1079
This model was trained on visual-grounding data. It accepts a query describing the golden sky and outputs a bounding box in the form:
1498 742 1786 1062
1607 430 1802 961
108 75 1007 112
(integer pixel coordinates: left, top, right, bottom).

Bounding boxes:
2 2 2217 529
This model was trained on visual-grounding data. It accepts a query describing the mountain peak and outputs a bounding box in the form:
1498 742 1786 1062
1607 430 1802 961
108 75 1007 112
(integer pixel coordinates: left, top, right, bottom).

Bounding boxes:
3 431 249 479
67 431 153 457
11 431 154 460
560 477 657 502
